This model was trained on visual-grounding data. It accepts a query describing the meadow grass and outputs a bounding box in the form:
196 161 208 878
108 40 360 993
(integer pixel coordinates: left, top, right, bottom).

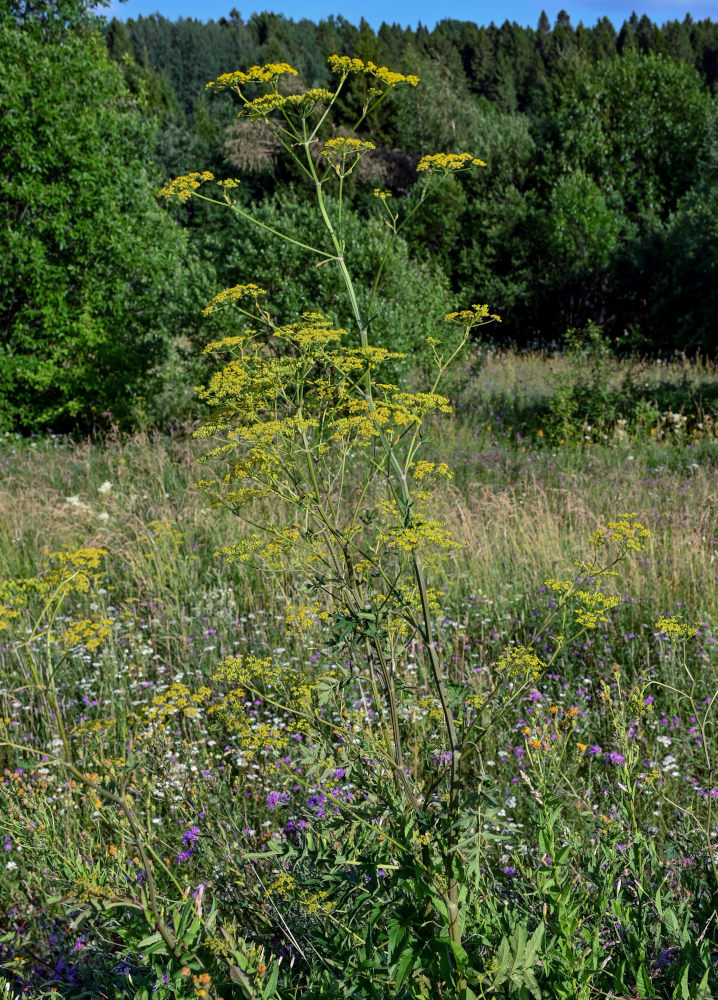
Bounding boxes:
0 352 716 998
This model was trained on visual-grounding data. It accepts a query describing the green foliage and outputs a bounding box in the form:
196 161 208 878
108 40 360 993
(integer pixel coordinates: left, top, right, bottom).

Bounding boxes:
100 12 718 358
553 53 713 218
0 24 208 431
543 323 617 443
0 367 717 997
218 194 451 376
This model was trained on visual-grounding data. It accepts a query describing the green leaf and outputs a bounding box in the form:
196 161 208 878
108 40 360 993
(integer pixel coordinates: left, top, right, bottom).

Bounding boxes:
524 922 545 966
137 930 164 950
450 938 468 970
263 961 279 998
493 937 512 988
394 947 416 990
557 846 574 868
679 963 690 1000
636 962 655 998
230 965 257 998
524 967 542 1000
664 908 680 936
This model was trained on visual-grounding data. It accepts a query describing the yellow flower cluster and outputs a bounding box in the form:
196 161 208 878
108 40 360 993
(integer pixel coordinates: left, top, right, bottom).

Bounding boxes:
214 653 280 689
655 616 699 641
196 358 300 417
145 683 211 721
410 460 453 480
418 695 445 723
444 303 501 328
417 152 486 173
210 654 313 759
590 513 651 551
573 591 621 628
206 63 298 91
320 137 376 165
275 314 346 351
147 519 185 544
214 524 302 565
285 602 330 632
202 283 267 317
334 345 406 370
157 170 214 202
377 515 461 554
327 54 419 87
373 188 392 200
218 486 272 509
545 578 621 628
240 89 334 118
0 603 19 631
495 645 545 682
62 617 113 652
267 871 333 915
1 550 108 630
46 547 108 594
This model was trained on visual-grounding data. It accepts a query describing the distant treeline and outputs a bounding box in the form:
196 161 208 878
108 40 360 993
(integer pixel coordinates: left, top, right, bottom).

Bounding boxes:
107 9 718 117
106 9 718 356
1 0 717 432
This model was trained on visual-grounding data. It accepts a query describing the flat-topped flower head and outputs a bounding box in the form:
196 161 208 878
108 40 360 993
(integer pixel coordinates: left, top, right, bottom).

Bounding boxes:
207 63 298 91
158 170 214 202
495 645 545 682
327 54 419 87
417 152 487 174
590 513 652 551
321 137 376 158
202 283 267 317
239 89 334 120
655 616 699 641
444 303 501 329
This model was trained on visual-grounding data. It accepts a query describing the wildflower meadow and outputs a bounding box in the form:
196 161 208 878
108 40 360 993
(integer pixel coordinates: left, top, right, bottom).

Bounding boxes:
1 52 717 1000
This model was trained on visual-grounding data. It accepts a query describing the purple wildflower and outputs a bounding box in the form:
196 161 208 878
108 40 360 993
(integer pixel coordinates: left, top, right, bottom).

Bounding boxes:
267 790 291 809
181 826 200 847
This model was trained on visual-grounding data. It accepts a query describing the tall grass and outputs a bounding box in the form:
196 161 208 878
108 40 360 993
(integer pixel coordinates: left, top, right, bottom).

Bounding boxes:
0 353 716 998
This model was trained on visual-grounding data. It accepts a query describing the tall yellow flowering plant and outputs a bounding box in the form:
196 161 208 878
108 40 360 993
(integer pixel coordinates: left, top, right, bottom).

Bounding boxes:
159 57 649 996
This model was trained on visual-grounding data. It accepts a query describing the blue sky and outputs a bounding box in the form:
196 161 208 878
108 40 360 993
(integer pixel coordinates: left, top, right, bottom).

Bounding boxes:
104 0 715 29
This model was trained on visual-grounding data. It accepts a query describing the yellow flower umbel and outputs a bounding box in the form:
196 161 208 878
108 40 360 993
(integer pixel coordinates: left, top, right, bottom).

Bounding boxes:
494 645 545 683
206 62 299 91
327 54 419 87
545 579 621 628
157 170 215 202
417 152 486 174
590 513 652 552
61 617 113 652
655 616 699 641
239 89 334 120
202 283 267 317
320 137 376 176
444 303 501 330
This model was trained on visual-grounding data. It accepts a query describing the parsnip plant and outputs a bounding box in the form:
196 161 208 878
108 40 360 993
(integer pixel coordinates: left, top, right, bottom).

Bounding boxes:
158 57 656 996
